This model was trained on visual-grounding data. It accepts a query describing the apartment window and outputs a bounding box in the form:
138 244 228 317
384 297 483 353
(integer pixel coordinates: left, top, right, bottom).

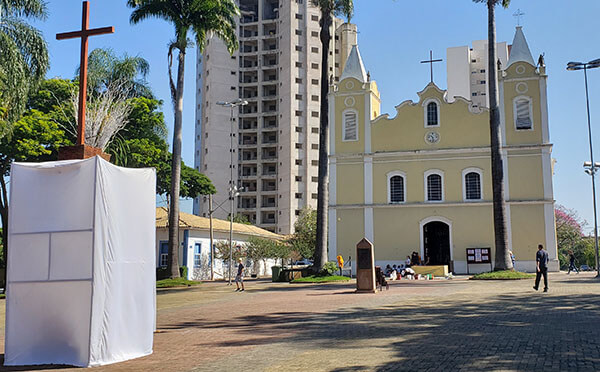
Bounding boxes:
295 159 302 165
311 111 319 118
295 29 302 35
311 63 319 69
480 69 486 73
295 110 302 116
295 210 301 216
295 176 302 182
295 94 303 100
295 78 303 84
295 46 303 52
295 62 302 68
312 193 318 199
311 127 319 134
230 86 236 91
480 80 486 84
311 15 319 21
311 143 318 150
295 126 303 133
342 109 358 141
311 160 319 166
312 95 319 102
231 71 236 75
312 176 318 182
514 97 533 130
311 31 319 37
295 193 303 199
312 79 319 85
426 171 443 202
311 47 319 53
464 170 482 200
472 92 478 97
295 14 303 20
388 173 406 203
471 59 477 63
295 143 303 149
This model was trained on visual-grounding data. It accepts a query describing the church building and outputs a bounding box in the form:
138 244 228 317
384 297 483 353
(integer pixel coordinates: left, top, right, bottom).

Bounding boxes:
328 27 558 274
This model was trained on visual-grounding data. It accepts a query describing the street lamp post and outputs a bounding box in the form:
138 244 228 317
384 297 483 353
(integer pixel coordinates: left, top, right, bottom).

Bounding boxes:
567 59 600 277
217 99 248 284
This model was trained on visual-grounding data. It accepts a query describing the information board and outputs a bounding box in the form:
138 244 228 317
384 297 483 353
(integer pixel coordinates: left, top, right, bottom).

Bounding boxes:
357 248 372 270
466 248 491 264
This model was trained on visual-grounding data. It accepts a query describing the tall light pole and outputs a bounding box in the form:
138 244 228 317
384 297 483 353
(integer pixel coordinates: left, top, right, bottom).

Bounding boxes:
567 59 600 277
217 98 248 284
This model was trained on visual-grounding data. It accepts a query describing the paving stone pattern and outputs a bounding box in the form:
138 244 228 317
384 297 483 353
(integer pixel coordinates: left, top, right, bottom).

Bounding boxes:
0 273 598 371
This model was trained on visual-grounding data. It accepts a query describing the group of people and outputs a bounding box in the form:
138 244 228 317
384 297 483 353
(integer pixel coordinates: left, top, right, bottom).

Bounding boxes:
384 263 416 280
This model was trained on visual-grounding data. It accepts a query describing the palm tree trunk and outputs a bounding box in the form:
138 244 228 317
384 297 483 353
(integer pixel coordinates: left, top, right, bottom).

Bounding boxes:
487 1 511 270
167 48 186 279
315 10 332 270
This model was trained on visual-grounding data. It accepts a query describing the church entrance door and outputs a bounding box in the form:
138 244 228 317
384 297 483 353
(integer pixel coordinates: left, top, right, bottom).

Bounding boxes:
423 221 451 266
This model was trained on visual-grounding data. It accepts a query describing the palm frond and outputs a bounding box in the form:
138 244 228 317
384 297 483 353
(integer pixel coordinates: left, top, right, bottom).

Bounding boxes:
1 16 48 81
1 0 47 19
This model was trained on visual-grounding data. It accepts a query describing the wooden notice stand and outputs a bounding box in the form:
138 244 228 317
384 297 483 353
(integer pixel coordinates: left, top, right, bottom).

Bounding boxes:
356 238 376 293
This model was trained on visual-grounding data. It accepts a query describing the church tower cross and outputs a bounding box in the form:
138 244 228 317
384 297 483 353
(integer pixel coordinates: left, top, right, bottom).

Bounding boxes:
420 50 443 84
56 1 114 146
513 9 525 26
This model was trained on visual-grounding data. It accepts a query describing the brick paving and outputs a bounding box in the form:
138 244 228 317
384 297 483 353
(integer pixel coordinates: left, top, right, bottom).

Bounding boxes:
0 272 599 371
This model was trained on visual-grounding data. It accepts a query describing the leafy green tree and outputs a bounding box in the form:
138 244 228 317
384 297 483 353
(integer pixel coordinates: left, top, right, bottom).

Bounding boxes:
473 0 512 270
127 0 239 278
311 0 353 271
555 205 595 269
0 0 49 136
227 214 252 225
289 207 317 260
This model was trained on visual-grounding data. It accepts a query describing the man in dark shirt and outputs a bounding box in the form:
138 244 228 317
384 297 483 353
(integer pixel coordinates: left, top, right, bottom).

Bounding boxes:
533 244 549 292
235 258 245 292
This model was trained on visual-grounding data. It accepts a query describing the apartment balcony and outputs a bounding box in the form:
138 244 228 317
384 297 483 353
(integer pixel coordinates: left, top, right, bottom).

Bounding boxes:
261 197 277 208
239 197 257 209
262 180 277 192
261 147 277 160
261 131 277 144
241 180 257 193
261 163 277 177
261 211 277 225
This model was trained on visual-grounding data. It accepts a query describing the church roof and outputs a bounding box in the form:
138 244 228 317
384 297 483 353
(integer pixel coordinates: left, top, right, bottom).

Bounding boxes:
507 26 535 67
340 45 367 83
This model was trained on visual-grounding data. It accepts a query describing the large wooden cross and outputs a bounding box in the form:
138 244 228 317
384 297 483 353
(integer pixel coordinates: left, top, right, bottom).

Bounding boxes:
56 1 114 146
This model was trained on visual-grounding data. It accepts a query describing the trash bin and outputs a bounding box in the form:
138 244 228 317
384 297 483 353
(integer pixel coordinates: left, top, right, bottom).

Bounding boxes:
271 266 281 282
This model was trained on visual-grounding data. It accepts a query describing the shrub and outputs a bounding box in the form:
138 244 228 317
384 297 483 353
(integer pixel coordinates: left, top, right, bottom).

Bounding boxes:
156 266 188 280
179 266 188 279
320 261 339 276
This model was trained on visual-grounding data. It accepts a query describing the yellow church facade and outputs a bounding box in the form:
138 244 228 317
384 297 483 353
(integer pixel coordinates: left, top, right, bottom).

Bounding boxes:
328 27 558 274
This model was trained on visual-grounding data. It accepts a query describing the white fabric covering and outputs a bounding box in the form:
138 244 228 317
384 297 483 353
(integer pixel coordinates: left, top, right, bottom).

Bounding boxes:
6 157 156 367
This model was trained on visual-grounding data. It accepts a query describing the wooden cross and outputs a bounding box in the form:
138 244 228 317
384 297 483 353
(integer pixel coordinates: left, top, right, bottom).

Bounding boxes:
513 9 525 26
420 50 443 84
56 1 114 146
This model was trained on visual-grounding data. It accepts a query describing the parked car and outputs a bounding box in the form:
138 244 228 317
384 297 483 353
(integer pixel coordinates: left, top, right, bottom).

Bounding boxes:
580 264 592 271
292 258 313 266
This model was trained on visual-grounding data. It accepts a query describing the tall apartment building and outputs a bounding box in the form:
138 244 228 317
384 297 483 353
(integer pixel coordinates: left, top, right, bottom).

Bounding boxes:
447 40 509 108
194 0 357 234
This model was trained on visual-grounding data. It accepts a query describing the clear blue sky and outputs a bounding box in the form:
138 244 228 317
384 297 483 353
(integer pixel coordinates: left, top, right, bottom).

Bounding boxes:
33 0 600 230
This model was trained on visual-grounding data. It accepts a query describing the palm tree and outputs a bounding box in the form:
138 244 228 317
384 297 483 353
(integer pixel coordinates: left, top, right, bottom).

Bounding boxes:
311 0 353 270
127 0 238 278
0 0 49 137
473 0 512 270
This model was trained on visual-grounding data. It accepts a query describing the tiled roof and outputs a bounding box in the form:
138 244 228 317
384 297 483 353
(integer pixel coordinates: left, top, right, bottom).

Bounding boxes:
155 207 283 240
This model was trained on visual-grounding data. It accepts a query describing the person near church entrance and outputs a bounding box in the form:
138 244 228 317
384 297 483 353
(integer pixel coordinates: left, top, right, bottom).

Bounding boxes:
509 251 516 268
411 252 419 266
534 244 549 292
235 258 245 292
567 250 579 274
405 256 411 268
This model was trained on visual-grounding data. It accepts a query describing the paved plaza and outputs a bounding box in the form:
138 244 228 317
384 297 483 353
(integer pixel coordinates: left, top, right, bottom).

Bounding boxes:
0 272 599 371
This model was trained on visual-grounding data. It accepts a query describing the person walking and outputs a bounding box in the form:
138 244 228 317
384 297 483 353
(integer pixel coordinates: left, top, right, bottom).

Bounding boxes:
235 258 245 292
509 251 516 269
567 250 579 274
533 244 549 292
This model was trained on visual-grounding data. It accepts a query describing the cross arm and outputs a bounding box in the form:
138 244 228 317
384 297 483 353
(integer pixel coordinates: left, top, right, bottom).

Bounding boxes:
56 26 114 40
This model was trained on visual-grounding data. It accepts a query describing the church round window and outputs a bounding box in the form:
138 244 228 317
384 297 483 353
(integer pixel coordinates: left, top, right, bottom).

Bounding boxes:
345 81 355 90
345 96 356 107
516 65 526 75
516 82 528 94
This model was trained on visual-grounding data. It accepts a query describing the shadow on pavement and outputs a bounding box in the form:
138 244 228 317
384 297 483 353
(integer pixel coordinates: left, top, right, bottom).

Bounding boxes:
169 276 600 371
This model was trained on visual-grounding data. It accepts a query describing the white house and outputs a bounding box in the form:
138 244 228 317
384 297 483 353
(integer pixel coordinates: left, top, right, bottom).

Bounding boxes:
156 207 284 280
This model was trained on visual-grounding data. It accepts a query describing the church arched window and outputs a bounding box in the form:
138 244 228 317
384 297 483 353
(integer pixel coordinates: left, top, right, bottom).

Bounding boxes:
514 97 533 130
342 109 358 141
464 172 482 200
425 170 443 202
427 102 438 126
387 172 406 203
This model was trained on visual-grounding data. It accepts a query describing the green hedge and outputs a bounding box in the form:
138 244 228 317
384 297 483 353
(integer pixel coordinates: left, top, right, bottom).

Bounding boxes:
156 266 188 281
